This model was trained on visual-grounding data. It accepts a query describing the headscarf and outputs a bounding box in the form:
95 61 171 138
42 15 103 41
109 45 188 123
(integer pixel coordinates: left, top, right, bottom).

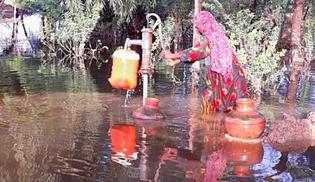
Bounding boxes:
194 11 233 80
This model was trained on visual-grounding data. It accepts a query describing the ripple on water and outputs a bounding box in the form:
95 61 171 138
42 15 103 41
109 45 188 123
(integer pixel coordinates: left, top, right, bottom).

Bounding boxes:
1 58 315 181
50 155 97 178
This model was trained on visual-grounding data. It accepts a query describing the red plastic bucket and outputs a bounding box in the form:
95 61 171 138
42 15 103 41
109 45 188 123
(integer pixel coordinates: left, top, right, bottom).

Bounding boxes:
144 97 160 112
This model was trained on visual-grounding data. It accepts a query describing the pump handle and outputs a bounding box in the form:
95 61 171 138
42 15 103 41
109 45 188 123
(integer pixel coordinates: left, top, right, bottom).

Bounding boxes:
146 13 167 51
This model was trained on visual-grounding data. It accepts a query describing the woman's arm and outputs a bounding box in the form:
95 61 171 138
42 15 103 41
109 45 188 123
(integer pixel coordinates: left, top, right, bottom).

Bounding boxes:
164 50 180 59
163 36 210 65
163 50 181 66
179 37 210 63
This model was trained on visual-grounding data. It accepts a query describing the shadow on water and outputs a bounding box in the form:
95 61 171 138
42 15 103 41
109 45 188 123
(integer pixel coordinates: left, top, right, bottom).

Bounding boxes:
0 57 315 181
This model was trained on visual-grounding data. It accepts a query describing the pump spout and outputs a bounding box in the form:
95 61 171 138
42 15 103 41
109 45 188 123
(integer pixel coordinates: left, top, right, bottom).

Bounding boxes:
124 38 142 50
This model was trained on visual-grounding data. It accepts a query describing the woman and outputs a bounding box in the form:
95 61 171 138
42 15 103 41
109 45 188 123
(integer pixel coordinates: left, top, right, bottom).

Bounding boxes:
164 11 247 112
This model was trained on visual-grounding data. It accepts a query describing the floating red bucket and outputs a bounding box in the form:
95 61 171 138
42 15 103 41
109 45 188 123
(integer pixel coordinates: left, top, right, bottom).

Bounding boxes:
132 97 164 120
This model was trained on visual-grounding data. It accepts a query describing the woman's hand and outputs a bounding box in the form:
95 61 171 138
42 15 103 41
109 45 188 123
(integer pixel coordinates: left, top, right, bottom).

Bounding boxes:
161 50 180 66
161 50 181 66
165 58 180 66
162 50 181 59
163 50 174 59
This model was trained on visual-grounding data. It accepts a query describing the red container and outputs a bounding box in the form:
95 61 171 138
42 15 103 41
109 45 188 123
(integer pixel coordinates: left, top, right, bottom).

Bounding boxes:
224 98 266 139
223 139 263 177
144 97 160 112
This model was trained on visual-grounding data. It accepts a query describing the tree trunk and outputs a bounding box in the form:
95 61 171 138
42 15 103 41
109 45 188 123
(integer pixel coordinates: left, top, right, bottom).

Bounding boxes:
42 16 55 54
286 0 305 103
131 7 142 38
11 5 19 55
191 0 202 90
174 11 182 52
250 0 257 12
42 16 48 41
78 41 86 71
193 0 201 46
21 11 35 53
276 0 293 52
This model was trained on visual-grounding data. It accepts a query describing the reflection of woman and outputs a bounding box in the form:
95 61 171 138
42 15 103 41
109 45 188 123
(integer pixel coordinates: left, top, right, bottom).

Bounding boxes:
203 149 227 182
200 113 227 181
164 11 247 112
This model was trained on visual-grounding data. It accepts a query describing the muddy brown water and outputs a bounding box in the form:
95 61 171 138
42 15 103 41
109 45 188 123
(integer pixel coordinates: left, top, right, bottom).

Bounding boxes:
0 57 315 182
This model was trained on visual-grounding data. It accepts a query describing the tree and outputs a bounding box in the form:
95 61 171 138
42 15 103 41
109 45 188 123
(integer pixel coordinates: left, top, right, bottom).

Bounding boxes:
188 0 202 89
4 0 20 55
107 0 156 23
54 0 103 68
286 0 305 102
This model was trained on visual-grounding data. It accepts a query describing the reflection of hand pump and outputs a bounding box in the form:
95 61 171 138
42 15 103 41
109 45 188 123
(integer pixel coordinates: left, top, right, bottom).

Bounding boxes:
109 13 164 105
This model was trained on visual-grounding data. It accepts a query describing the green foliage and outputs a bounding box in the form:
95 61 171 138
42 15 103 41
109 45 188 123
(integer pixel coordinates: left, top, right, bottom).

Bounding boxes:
152 16 176 59
225 9 286 95
37 0 104 65
151 0 194 55
202 0 227 18
54 1 103 47
202 0 253 17
108 0 156 24
11 0 104 65
153 0 193 17
304 4 315 64
15 0 65 20
304 19 315 63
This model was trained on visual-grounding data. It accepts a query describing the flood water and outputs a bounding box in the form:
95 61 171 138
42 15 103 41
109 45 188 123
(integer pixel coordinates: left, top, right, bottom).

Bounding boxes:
0 57 315 182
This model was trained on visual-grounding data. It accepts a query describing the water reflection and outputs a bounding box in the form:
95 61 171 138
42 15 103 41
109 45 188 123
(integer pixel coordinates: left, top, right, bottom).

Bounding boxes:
223 140 264 178
0 58 111 181
306 67 315 107
110 124 138 166
1 58 315 181
50 155 97 178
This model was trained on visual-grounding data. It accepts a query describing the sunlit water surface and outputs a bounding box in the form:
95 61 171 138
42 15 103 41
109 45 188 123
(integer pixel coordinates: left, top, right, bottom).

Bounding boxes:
0 57 315 182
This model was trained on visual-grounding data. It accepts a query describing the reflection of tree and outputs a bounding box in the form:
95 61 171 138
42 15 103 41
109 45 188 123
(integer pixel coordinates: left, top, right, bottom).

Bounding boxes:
0 58 109 180
272 153 315 181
